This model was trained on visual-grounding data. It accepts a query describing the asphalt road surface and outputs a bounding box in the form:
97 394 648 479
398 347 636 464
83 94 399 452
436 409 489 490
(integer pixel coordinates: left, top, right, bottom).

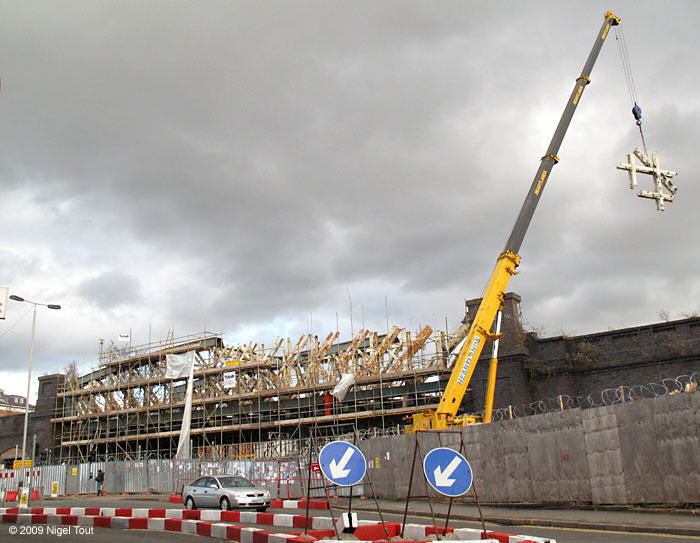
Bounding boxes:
1 496 698 543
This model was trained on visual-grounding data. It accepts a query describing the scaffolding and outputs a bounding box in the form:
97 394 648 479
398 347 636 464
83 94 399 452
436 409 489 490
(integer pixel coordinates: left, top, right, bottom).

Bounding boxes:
52 324 470 463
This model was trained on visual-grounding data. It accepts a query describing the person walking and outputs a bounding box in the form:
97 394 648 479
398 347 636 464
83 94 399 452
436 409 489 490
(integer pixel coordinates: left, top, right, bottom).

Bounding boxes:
95 469 105 496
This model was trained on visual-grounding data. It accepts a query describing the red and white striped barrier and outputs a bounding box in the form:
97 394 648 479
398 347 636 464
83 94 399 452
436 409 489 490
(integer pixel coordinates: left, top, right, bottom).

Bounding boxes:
1 513 315 543
0 507 334 529
453 527 553 543
355 522 552 543
168 497 329 509
0 507 553 543
2 490 42 502
270 500 329 510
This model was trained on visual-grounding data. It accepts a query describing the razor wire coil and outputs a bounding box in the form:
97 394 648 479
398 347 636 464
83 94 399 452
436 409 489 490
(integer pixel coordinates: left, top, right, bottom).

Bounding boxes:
486 370 699 422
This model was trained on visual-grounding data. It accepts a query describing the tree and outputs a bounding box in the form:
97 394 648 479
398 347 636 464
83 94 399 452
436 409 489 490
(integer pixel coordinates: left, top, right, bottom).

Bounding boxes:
63 360 79 389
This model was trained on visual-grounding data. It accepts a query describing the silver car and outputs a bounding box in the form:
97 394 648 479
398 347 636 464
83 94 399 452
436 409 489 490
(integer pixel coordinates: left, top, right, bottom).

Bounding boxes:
182 475 271 511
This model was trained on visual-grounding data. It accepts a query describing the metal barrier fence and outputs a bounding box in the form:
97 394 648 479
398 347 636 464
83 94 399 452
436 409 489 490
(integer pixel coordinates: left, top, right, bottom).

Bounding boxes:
0 464 67 497
0 458 358 499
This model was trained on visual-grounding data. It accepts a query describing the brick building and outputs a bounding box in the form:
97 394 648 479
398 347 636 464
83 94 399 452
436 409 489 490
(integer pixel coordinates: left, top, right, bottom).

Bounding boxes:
0 390 33 417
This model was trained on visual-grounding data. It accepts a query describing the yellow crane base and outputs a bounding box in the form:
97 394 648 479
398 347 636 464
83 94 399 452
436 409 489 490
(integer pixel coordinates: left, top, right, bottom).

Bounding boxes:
404 411 481 433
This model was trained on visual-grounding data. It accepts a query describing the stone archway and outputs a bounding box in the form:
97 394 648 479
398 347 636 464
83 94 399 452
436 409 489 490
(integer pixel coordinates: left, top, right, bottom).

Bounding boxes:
0 446 22 469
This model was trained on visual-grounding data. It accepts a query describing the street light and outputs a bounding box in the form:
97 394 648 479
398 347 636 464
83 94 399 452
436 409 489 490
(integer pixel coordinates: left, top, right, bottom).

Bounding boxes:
9 295 61 488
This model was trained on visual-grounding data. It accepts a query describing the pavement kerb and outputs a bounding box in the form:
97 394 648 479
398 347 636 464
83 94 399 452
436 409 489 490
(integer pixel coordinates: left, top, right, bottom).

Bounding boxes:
337 503 700 538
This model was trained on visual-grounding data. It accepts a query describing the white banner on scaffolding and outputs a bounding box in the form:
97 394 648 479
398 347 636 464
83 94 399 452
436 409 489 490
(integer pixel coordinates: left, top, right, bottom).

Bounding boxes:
166 351 197 459
165 351 196 378
331 373 355 401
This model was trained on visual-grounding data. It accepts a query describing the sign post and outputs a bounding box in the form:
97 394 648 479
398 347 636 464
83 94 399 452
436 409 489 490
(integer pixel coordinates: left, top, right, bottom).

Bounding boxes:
318 441 373 534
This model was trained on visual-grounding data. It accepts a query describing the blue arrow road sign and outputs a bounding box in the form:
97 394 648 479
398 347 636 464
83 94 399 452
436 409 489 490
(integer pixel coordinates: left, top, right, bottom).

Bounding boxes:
423 447 473 497
318 441 366 486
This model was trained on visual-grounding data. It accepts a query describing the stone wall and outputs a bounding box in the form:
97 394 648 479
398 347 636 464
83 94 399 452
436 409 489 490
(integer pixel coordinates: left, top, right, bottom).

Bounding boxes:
359 390 700 504
462 294 700 414
0 374 64 465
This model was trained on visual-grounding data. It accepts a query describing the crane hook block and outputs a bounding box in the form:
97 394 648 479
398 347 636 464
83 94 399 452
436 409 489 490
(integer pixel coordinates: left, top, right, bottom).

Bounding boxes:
632 104 642 126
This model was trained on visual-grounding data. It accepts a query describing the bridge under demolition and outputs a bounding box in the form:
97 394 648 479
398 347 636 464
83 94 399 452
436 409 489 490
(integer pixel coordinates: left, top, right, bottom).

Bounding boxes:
48 292 700 464
52 321 464 463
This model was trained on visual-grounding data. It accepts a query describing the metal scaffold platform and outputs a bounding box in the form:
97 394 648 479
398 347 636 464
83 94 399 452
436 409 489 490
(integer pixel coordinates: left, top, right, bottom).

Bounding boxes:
52 324 471 463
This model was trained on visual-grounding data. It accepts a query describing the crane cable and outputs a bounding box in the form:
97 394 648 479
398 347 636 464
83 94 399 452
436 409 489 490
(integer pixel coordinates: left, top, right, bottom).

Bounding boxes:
615 24 648 155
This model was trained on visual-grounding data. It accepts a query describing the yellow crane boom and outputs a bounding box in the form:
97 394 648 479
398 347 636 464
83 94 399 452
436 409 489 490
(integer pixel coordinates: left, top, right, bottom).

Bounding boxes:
407 11 621 432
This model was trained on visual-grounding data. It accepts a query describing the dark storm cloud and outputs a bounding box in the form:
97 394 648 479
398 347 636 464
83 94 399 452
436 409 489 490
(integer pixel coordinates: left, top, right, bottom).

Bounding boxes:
0 1 699 395
77 270 142 309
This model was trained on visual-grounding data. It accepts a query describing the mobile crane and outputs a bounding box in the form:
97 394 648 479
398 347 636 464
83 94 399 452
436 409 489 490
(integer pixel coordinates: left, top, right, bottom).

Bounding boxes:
406 11 621 432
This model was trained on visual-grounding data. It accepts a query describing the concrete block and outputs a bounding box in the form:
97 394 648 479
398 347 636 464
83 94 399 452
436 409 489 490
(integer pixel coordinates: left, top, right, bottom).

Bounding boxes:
200 510 220 521
110 517 129 529
402 523 426 539
240 511 257 523
274 513 294 527
311 516 333 529
452 526 483 540
240 527 260 543
147 518 165 531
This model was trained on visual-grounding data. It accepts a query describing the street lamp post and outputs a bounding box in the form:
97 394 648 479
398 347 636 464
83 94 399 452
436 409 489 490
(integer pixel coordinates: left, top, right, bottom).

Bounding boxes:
9 295 60 492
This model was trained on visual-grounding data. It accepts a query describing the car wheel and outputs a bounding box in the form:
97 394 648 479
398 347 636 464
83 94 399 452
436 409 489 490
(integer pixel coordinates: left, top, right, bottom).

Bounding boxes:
220 497 231 511
185 496 196 510
256 506 268 512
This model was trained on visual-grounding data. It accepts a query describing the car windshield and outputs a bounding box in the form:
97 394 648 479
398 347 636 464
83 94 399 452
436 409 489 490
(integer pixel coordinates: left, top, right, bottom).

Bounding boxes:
218 476 254 488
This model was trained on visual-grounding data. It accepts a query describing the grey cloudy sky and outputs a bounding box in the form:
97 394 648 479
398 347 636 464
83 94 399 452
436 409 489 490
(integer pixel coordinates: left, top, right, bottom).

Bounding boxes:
1 1 698 399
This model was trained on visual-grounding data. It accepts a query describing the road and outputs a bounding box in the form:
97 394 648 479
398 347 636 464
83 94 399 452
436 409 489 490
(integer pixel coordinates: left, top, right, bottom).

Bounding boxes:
1 496 698 543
